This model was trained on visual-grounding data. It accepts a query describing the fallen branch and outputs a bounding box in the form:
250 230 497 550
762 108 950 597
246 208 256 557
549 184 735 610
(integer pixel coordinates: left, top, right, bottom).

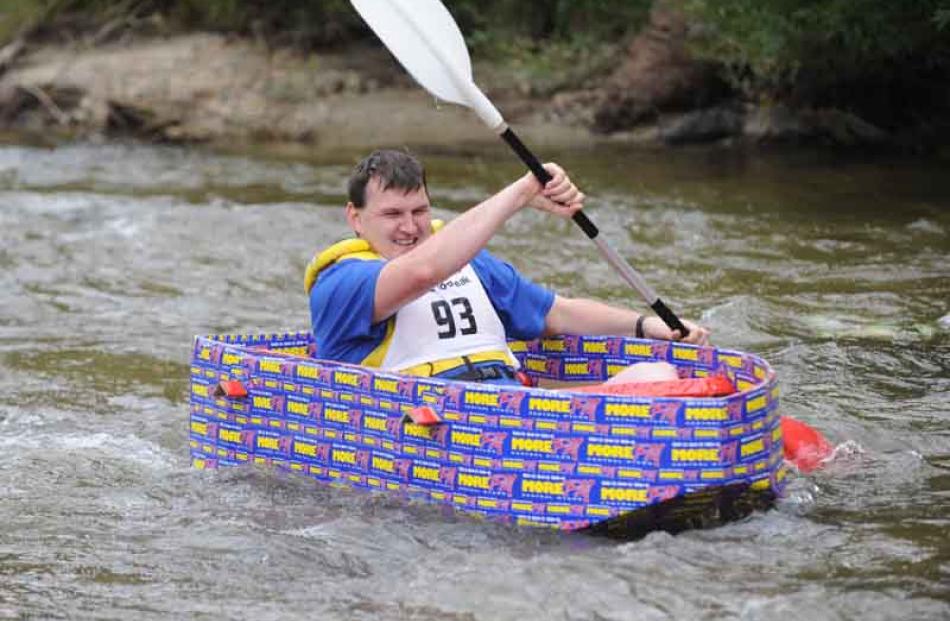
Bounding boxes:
86 0 152 46
20 85 71 125
0 38 26 76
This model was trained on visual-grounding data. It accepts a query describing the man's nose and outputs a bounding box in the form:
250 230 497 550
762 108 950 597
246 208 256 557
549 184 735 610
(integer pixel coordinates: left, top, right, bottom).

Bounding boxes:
397 212 416 231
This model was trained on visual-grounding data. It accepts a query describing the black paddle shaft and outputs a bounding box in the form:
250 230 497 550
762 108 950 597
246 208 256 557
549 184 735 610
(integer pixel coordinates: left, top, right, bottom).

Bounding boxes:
500 128 598 238
499 127 690 338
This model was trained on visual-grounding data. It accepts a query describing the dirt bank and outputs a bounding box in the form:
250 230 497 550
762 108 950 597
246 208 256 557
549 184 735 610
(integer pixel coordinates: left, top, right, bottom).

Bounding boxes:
0 12 931 151
0 33 593 150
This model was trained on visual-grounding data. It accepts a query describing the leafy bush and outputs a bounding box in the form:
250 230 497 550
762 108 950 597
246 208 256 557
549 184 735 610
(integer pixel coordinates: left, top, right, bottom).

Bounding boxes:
451 0 651 49
8 0 945 129
453 0 652 93
2 0 651 93
159 0 364 48
1 0 650 50
683 0 950 119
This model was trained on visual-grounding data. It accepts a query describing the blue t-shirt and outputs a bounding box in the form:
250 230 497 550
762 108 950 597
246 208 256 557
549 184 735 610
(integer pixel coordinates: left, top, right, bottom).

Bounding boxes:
309 249 554 364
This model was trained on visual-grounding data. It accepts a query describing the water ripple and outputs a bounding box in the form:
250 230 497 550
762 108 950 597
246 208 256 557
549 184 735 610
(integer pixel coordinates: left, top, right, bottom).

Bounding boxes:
1 141 948 620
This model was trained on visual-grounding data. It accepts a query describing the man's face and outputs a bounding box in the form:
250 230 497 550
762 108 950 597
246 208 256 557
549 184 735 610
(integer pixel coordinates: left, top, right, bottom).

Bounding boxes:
346 177 432 259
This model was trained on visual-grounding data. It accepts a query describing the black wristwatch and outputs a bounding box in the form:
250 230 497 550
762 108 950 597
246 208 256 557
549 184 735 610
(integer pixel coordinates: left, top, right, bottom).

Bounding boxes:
635 314 646 339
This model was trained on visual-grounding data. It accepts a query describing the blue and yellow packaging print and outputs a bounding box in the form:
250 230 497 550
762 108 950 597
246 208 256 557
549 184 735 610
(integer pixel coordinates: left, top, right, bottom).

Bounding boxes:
668 441 727 467
253 428 290 457
188 331 786 535
216 420 253 451
189 412 216 444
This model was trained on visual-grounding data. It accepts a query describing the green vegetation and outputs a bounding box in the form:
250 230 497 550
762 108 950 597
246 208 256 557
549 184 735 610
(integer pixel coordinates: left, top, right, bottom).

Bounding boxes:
0 0 61 43
0 0 650 94
454 0 652 94
1 0 947 132
450 0 651 53
0 0 649 49
0 0 364 47
682 0 950 126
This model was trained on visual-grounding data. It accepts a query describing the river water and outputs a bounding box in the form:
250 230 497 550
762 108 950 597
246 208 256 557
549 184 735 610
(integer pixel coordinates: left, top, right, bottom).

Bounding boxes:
1 136 947 620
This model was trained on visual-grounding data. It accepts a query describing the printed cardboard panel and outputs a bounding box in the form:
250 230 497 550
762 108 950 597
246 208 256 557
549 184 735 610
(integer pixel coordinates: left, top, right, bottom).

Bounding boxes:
189 332 782 532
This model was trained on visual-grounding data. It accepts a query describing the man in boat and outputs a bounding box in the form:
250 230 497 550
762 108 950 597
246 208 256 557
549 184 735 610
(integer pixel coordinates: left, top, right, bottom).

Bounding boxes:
305 149 709 385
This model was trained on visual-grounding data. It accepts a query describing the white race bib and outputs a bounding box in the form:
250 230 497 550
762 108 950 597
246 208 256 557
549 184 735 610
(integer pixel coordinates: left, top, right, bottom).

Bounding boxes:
380 264 514 372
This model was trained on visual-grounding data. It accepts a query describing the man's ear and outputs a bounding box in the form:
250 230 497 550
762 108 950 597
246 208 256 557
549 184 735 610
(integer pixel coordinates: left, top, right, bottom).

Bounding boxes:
344 202 362 237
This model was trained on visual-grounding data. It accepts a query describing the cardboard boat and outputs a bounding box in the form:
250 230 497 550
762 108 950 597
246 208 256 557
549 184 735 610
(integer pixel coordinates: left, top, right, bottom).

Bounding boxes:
188 331 787 537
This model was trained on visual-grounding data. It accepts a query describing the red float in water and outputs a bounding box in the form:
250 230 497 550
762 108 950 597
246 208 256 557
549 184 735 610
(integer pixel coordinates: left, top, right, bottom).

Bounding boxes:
780 415 833 473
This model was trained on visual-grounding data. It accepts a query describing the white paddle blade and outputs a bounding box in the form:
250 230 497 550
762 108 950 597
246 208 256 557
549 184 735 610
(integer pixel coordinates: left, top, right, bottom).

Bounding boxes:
351 0 505 130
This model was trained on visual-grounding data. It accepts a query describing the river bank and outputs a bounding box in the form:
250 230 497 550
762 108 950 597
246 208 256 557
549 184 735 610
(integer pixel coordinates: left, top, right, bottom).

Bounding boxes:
0 32 586 150
0 5 946 153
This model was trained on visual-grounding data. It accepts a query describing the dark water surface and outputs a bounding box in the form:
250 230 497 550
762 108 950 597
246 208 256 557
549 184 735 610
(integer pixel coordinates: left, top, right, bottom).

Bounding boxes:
1 138 948 620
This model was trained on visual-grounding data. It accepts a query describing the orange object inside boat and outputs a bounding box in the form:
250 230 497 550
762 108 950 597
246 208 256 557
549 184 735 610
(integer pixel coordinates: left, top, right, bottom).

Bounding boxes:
570 375 737 397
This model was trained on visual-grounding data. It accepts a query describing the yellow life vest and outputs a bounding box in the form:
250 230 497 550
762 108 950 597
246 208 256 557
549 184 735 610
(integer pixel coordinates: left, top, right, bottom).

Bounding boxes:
304 220 445 369
303 219 444 294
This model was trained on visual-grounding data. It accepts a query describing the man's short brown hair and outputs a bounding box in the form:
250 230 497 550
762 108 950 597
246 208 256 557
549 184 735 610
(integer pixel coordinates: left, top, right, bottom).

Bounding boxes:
348 149 427 208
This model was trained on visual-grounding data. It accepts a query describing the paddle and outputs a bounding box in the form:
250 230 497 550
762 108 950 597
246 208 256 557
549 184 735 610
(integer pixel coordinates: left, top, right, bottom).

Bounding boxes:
349 0 690 337
349 0 835 473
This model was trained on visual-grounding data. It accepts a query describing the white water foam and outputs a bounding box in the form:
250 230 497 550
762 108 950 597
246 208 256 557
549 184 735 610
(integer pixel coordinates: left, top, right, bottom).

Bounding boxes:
0 431 176 470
